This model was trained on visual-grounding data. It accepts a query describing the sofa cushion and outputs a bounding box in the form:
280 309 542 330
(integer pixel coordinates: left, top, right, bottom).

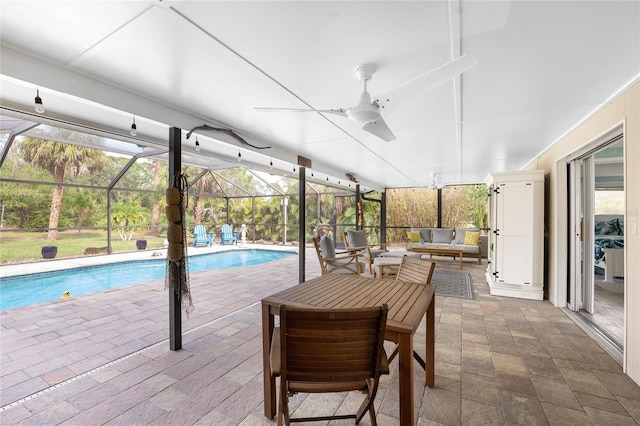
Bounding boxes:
346 230 368 247
407 231 421 243
431 228 454 243
384 250 422 258
459 244 480 254
464 231 480 245
368 248 387 259
411 228 432 242
455 227 480 244
319 234 336 258
328 257 365 273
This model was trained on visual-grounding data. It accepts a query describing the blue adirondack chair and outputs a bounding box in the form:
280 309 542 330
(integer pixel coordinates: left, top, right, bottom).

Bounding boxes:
220 224 238 245
193 224 214 247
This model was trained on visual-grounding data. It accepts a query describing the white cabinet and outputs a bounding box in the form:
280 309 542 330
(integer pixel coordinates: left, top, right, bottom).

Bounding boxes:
485 170 545 300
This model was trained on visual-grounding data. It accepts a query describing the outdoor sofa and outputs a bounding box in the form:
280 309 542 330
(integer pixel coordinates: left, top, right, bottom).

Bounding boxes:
406 227 483 264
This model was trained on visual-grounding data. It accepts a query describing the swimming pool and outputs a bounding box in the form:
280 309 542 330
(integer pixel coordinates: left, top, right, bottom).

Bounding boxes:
0 249 295 311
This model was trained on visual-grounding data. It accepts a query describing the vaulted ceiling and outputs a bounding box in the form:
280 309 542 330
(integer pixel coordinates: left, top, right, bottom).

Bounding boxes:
1 1 638 191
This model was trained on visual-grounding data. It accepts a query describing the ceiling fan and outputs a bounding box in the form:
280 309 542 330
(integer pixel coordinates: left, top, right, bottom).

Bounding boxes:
427 173 445 190
255 54 477 142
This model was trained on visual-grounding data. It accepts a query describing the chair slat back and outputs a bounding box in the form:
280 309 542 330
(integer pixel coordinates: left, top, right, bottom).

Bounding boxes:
280 304 388 384
396 257 435 284
312 236 362 275
312 236 328 274
194 224 207 237
343 230 368 248
220 223 233 237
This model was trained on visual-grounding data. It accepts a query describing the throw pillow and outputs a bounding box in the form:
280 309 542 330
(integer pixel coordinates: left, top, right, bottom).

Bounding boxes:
407 231 421 243
454 228 466 244
347 230 368 247
412 228 432 242
319 235 336 258
431 228 454 243
464 231 480 245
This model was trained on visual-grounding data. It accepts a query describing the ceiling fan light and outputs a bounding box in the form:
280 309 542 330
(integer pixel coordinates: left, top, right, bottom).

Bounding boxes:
346 104 380 123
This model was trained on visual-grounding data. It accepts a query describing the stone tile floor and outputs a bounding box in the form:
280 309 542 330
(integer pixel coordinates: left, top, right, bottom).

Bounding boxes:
584 274 625 346
1 246 639 425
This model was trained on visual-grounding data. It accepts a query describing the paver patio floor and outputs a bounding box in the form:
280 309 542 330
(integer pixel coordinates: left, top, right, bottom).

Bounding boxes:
1 245 639 425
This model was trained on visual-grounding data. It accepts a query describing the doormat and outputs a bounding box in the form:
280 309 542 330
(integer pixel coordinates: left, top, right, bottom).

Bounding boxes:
431 270 476 299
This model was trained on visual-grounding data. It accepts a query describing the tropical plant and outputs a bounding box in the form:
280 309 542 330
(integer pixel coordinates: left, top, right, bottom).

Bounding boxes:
111 200 148 241
18 134 108 241
186 167 217 225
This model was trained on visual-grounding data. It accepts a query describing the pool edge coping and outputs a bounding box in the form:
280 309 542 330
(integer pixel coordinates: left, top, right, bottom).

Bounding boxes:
0 244 298 278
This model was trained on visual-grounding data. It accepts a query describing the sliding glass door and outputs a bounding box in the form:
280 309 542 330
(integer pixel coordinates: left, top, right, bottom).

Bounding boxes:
568 157 595 313
567 134 624 348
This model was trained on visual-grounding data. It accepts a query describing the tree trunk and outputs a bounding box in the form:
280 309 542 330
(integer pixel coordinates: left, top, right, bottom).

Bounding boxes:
151 204 160 232
47 184 64 241
195 196 205 224
150 160 161 232
47 166 66 241
75 210 86 228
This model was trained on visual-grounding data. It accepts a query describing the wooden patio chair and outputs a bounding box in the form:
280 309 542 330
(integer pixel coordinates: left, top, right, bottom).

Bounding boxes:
343 230 388 274
270 304 389 426
388 256 435 369
219 223 238 245
312 235 364 275
396 256 436 284
192 224 214 247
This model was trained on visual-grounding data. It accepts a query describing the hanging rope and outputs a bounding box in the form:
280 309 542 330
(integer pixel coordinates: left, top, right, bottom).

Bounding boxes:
165 173 193 315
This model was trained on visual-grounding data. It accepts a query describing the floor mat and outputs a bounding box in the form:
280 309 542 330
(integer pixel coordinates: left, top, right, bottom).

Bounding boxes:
431 270 476 299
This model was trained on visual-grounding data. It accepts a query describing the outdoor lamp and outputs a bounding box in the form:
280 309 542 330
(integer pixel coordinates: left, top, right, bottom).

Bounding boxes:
130 117 137 136
34 89 45 113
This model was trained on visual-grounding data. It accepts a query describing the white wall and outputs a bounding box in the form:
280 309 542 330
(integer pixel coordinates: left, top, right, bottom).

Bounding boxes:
525 80 640 385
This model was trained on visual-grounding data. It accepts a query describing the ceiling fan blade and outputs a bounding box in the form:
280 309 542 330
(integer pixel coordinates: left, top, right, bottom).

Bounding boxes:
375 54 477 116
254 107 347 117
362 117 396 142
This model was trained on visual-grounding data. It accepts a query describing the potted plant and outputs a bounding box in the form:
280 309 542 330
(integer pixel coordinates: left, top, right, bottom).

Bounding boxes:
41 246 58 259
136 239 147 250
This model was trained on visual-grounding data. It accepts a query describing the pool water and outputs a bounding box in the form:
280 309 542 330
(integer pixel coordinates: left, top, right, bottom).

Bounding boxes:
0 249 295 311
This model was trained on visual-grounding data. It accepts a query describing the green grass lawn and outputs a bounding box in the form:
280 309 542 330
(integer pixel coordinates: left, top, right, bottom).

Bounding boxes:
0 230 168 263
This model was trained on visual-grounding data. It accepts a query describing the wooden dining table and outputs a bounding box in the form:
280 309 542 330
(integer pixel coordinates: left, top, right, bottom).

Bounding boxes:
261 273 436 425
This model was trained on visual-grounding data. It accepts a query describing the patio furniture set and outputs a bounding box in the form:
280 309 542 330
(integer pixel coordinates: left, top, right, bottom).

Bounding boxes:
262 256 437 425
312 229 480 280
192 223 239 247
262 228 476 424
406 226 483 264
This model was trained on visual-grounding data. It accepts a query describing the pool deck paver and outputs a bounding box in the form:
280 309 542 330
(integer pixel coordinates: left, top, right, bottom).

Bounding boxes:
1 244 640 425
1 245 299 406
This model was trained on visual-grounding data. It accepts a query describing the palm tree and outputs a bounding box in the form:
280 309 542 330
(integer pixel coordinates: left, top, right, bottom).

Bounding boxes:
19 134 107 241
149 160 167 232
190 169 217 225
